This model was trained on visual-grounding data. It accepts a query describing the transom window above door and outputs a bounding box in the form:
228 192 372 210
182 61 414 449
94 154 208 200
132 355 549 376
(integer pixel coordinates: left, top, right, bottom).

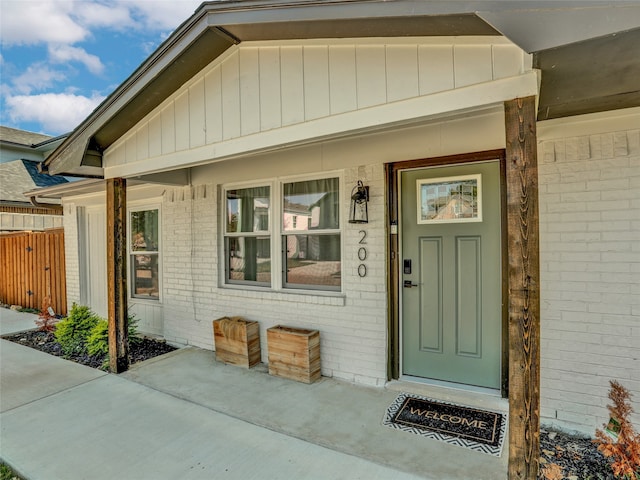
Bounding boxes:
223 176 342 292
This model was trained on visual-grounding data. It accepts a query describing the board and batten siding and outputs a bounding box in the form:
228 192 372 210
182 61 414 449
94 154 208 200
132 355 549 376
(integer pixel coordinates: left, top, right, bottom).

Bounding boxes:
104 38 530 173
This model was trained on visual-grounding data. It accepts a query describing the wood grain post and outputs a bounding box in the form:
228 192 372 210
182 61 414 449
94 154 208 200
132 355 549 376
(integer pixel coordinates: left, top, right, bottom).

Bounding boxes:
505 96 540 480
106 178 129 373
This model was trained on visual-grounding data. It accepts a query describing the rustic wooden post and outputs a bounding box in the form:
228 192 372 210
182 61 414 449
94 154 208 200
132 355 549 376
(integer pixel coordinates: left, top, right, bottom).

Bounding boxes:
504 96 540 480
106 178 129 373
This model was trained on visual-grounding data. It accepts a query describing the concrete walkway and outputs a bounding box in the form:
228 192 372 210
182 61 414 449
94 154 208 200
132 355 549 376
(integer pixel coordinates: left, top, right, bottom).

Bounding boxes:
0 307 39 335
1 309 507 479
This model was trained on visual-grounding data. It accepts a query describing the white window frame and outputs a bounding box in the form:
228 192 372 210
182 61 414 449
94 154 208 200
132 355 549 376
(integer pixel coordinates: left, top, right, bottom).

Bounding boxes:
128 203 162 303
222 182 273 288
221 172 344 294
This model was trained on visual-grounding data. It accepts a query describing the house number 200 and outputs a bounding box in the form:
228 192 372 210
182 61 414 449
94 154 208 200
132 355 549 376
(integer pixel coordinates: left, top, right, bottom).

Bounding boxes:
358 230 367 277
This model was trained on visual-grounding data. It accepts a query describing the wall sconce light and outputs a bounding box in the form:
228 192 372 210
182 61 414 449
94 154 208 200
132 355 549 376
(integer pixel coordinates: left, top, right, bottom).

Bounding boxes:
349 180 369 224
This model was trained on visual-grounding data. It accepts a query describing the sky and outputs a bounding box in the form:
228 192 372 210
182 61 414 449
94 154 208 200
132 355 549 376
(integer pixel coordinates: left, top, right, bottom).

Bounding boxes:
0 0 203 137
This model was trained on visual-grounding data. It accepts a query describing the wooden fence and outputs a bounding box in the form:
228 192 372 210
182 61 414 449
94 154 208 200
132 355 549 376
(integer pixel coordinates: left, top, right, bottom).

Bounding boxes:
0 229 67 315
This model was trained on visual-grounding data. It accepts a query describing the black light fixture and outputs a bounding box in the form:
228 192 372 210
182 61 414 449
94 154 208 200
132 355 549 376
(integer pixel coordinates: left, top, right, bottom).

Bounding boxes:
349 180 369 224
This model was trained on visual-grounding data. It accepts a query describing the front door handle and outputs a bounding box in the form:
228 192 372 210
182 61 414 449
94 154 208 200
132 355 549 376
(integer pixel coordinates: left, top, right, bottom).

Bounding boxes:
403 280 419 288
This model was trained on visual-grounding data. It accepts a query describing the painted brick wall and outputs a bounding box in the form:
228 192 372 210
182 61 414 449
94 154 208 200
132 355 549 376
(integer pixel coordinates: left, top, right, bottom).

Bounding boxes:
161 164 388 386
63 203 81 307
538 122 640 434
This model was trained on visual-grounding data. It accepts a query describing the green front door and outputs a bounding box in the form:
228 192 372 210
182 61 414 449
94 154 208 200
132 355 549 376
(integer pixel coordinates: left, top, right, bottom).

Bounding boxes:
401 161 502 389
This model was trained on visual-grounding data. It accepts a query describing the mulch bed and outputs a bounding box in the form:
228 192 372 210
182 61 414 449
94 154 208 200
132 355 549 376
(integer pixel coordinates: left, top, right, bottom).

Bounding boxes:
538 427 616 480
2 330 176 370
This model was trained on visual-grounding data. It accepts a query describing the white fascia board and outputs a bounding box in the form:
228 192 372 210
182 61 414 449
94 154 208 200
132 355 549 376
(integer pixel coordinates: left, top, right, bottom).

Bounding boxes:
105 70 539 179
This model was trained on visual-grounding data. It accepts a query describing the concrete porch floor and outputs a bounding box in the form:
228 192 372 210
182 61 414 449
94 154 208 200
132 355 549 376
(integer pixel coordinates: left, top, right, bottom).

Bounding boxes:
122 348 509 480
1 308 508 479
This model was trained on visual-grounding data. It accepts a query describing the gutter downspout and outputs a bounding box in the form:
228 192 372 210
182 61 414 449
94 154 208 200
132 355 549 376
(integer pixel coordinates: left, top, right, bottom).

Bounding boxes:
29 195 63 212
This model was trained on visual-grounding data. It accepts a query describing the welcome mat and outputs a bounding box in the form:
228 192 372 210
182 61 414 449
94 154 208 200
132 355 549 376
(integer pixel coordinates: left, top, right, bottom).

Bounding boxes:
383 393 507 456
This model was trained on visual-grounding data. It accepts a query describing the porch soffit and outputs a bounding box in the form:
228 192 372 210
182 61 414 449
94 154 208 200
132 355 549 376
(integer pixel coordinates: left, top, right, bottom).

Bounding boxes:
43 0 640 178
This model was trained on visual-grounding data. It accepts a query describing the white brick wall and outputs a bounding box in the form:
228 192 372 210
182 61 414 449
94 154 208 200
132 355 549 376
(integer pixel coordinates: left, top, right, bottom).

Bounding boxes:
161 164 388 385
63 203 81 308
538 120 640 434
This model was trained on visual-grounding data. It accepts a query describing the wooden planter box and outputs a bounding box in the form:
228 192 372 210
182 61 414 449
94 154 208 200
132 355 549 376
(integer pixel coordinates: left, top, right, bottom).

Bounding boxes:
267 325 320 383
213 317 261 368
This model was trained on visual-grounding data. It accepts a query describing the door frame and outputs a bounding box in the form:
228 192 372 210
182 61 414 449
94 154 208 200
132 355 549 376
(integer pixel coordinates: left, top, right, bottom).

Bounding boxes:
386 149 509 397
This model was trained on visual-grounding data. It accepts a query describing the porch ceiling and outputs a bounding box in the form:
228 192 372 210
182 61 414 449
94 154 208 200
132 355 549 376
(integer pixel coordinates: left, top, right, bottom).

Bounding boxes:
43 0 640 177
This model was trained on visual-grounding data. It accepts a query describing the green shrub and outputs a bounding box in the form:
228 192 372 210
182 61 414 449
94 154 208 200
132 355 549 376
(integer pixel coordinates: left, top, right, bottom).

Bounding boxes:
87 315 142 357
1 462 25 480
54 304 101 356
87 320 109 357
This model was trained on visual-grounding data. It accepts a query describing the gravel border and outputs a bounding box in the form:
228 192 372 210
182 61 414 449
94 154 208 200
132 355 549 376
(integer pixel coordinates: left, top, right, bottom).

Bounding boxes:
538 427 616 480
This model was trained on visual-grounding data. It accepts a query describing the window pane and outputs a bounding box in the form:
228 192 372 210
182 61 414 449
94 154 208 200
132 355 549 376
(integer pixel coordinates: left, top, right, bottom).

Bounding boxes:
131 210 159 251
227 186 270 233
284 234 340 289
283 178 339 231
132 253 159 299
227 236 271 284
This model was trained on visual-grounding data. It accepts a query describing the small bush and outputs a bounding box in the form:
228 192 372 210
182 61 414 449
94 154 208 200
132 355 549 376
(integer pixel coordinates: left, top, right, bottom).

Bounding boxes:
87 315 142 357
595 380 640 479
35 296 58 332
87 320 109 357
54 304 101 356
1 462 24 480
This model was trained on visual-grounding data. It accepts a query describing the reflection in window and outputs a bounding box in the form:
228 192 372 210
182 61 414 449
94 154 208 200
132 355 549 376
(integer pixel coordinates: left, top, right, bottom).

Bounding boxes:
225 186 271 286
282 178 340 290
130 209 159 299
418 175 481 224
223 178 341 291
226 236 271 284
226 186 270 233
283 234 341 289
283 178 339 231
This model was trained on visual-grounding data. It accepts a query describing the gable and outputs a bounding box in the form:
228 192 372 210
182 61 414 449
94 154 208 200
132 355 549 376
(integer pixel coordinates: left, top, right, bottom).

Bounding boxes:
105 37 533 177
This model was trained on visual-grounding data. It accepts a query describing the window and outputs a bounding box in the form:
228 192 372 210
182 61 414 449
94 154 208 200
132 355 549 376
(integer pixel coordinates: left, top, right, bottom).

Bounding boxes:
223 176 341 292
282 178 341 290
130 208 160 300
225 186 271 286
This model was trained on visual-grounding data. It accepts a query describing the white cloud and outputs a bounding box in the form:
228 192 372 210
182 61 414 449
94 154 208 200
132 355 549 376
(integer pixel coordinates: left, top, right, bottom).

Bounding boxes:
5 92 106 134
74 1 135 29
0 1 202 134
0 1 88 46
12 63 67 95
0 1 202 46
48 45 105 75
125 0 202 30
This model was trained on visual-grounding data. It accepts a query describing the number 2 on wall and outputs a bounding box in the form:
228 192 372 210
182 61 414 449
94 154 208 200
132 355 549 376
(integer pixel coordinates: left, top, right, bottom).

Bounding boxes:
358 230 367 277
